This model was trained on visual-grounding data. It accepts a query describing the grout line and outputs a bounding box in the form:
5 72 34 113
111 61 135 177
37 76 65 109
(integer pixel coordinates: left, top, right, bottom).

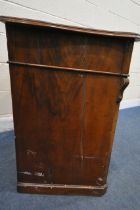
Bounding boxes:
130 0 140 7
85 0 98 7
0 114 12 117
86 0 140 27
126 85 140 87
1 0 88 27
108 10 140 26
0 62 8 64
0 32 5 36
130 71 140 73
0 90 11 92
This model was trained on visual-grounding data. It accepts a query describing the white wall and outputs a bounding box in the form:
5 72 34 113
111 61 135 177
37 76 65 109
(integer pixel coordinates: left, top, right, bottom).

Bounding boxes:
0 0 140 118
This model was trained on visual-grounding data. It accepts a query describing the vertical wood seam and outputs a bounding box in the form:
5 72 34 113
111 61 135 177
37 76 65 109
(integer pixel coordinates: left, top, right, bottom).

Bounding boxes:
80 74 87 167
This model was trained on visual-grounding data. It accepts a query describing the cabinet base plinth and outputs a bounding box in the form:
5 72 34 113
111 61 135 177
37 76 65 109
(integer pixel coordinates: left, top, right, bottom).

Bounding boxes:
17 182 107 196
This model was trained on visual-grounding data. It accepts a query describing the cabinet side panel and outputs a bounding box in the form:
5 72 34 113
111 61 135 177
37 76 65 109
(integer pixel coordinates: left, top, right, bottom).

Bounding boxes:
6 23 127 73
82 75 120 185
9 65 88 185
9 64 120 186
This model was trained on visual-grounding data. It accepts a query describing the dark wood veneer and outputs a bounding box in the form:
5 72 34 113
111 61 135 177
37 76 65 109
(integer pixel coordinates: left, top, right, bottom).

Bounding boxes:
0 16 139 196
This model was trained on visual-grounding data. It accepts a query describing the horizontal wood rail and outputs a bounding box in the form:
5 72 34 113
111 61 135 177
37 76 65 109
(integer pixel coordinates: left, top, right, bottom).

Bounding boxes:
8 61 129 78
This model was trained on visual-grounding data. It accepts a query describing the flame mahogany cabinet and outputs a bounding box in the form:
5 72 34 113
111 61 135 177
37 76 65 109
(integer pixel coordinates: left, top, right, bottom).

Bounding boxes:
1 16 140 196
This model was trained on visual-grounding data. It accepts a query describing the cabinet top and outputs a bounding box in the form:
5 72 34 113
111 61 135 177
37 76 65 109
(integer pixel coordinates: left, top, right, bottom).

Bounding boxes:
1 16 140 40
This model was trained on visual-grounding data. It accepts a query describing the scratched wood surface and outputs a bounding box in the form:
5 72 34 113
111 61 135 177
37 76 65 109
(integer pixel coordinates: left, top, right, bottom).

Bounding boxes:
2 17 137 195
10 65 120 185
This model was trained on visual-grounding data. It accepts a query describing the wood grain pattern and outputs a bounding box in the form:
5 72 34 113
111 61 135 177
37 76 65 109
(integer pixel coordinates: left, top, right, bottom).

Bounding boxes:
6 23 131 73
1 16 138 195
10 65 120 187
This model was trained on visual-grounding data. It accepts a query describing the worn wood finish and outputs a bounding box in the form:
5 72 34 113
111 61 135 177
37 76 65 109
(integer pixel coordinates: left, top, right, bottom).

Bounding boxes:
1 16 140 40
6 23 133 74
17 182 107 196
1 16 139 196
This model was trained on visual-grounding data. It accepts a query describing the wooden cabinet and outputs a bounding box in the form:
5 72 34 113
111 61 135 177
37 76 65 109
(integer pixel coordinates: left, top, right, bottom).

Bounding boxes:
1 16 140 196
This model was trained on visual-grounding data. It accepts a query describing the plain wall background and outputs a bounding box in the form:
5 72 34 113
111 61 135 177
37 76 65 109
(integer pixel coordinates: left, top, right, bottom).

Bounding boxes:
0 0 140 118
